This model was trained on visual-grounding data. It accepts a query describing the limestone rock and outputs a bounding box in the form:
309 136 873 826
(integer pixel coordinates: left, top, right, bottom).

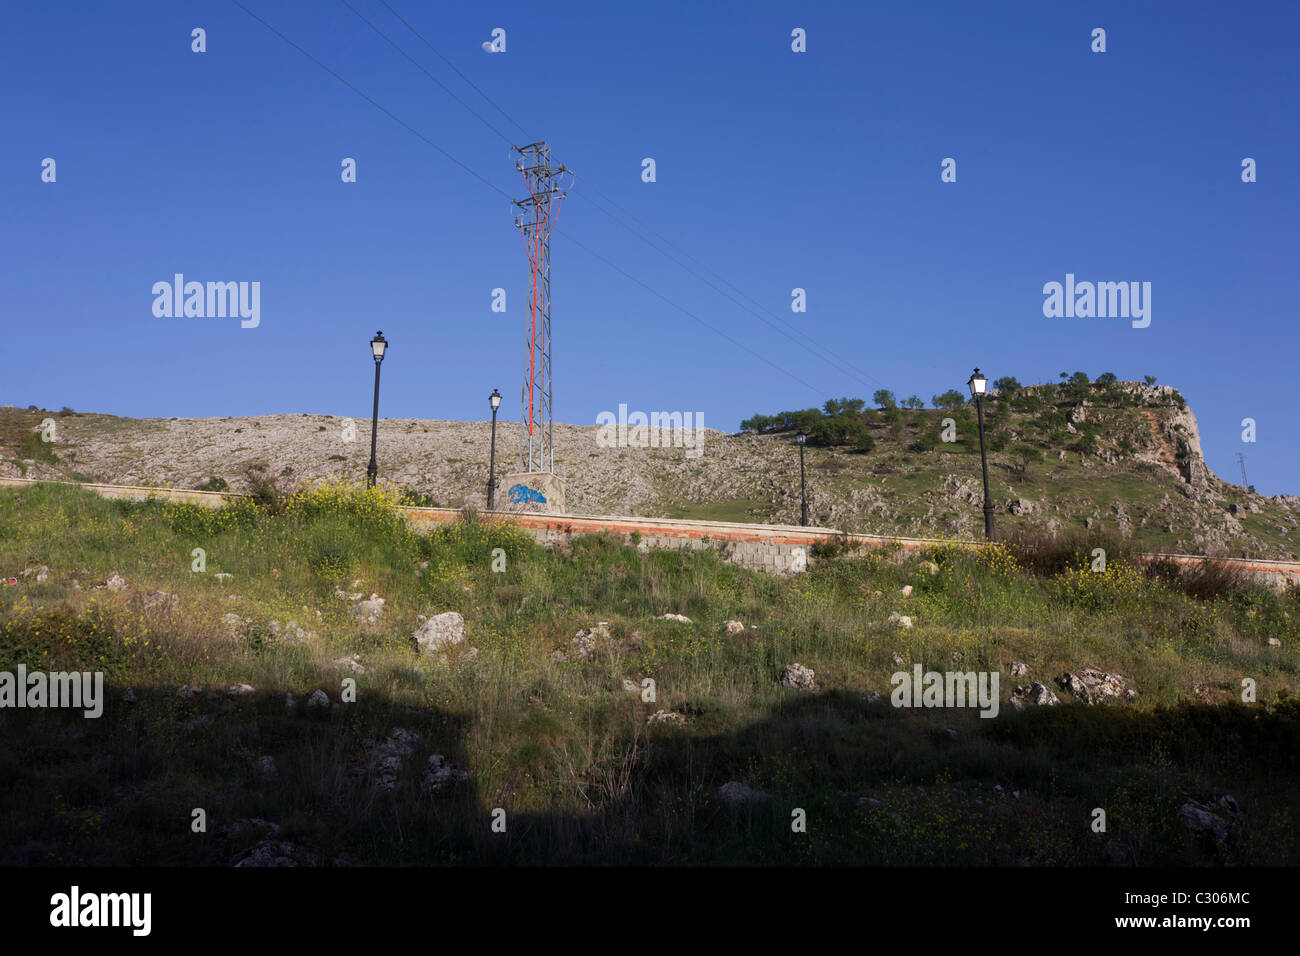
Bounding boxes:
305 689 330 709
359 728 420 792
234 840 318 868
1054 667 1134 704
331 655 366 674
421 754 469 793
349 594 385 625
142 589 177 610
780 663 817 690
566 622 610 661
1029 682 1059 705
1180 801 1230 844
716 781 766 806
269 620 314 644
414 611 466 655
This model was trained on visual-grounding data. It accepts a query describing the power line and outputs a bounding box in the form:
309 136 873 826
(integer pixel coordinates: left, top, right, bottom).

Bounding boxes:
566 185 887 392
376 0 532 142
363 0 890 395
340 0 514 146
565 180 889 389
228 0 826 397
228 0 513 203
558 229 825 394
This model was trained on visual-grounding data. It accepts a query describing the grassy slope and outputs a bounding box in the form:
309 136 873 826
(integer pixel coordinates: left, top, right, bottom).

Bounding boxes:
1 482 1298 865
5 386 1298 558
659 391 1299 558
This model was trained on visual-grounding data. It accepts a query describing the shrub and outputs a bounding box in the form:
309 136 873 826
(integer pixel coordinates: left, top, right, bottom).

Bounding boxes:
911 431 938 453
18 432 58 465
160 495 262 538
398 489 439 508
992 376 1022 394
1039 408 1067 431
283 479 409 538
1002 527 1133 578
1143 557 1254 602
811 532 856 559
823 397 865 416
195 476 229 492
1072 431 1099 457
1010 391 1043 413
244 465 290 514
1011 443 1039 474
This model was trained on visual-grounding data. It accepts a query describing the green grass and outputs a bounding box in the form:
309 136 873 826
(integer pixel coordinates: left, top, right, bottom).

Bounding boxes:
659 497 772 524
740 386 1298 559
0 481 1297 866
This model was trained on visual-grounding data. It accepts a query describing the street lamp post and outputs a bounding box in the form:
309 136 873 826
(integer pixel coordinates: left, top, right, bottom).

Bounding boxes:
487 388 502 510
796 431 808 527
967 367 994 540
366 331 387 489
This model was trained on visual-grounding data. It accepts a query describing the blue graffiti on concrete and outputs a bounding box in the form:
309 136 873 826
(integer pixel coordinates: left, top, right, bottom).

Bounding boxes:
508 484 547 504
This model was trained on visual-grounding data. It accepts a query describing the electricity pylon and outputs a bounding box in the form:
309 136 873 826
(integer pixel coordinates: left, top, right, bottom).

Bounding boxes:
512 142 572 474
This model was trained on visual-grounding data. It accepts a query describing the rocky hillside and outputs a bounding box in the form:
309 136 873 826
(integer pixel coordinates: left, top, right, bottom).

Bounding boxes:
2 381 1297 559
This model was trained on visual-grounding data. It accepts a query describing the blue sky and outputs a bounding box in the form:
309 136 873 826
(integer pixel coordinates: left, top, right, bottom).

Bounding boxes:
3 1 1297 493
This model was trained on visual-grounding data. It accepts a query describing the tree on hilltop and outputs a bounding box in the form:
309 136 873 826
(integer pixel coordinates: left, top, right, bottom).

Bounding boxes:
992 376 1022 394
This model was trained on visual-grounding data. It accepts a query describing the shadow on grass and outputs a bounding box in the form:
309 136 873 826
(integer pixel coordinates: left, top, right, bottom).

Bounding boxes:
2 684 1297 867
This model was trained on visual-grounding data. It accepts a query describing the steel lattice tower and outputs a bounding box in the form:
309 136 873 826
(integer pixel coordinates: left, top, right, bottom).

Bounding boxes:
513 142 571 474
